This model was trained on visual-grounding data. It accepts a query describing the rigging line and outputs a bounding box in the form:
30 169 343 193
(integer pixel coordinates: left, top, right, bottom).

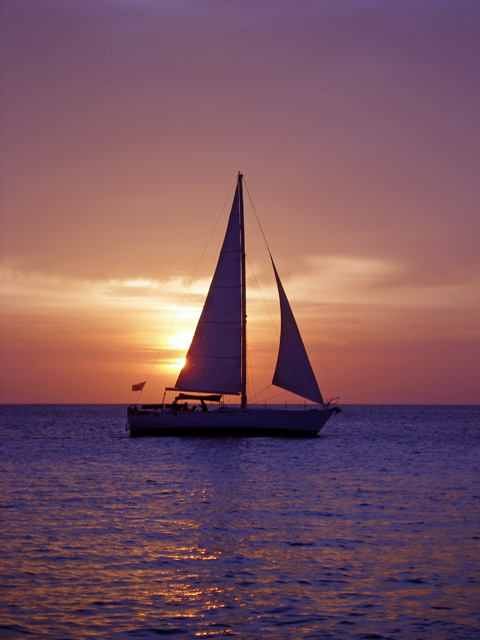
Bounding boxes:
261 389 290 402
249 384 272 403
135 178 238 399
244 255 276 406
243 177 272 255
242 256 262 407
246 254 279 337
246 340 257 406
243 179 278 335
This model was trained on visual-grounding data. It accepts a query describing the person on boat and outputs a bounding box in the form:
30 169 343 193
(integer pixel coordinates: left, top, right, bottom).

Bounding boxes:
182 402 189 411
200 399 208 412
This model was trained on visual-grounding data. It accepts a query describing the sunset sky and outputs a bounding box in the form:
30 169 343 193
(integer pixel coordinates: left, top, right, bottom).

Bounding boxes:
1 0 479 404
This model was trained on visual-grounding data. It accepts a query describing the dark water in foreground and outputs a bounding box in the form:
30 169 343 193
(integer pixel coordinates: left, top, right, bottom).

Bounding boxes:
1 404 479 639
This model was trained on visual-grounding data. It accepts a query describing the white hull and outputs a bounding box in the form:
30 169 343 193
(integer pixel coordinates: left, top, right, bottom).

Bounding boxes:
128 407 337 437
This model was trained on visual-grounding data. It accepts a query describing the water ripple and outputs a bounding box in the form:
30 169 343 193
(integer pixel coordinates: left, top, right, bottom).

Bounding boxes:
1 404 479 639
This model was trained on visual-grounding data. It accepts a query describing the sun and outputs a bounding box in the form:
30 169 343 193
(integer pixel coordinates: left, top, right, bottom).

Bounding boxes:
167 332 193 351
161 356 187 374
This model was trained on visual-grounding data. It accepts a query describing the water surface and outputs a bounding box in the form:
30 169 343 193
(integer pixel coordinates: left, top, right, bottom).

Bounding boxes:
1 404 479 639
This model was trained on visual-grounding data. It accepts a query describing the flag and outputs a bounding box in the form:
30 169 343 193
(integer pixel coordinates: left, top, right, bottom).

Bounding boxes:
132 381 146 392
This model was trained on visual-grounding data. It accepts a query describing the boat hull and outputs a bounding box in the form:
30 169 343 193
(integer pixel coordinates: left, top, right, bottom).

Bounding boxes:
127 407 337 437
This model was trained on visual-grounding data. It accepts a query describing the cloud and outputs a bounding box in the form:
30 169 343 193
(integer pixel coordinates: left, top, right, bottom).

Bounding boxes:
275 254 479 313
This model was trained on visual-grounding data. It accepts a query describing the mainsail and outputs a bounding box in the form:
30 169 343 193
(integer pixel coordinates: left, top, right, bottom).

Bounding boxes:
271 259 325 405
174 185 242 395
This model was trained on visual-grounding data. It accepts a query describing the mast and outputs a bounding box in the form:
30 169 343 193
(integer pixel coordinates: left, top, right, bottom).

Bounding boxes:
238 172 247 409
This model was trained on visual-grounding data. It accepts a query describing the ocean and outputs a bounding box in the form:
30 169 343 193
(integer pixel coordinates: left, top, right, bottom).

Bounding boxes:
1 404 479 639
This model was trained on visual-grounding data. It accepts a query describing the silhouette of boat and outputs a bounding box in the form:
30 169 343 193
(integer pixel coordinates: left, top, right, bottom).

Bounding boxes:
128 173 340 436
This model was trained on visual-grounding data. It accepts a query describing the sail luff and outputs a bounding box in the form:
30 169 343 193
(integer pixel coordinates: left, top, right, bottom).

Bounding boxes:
271 258 325 405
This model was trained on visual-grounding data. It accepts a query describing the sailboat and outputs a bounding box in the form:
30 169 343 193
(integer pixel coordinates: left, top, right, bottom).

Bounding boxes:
127 173 340 437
